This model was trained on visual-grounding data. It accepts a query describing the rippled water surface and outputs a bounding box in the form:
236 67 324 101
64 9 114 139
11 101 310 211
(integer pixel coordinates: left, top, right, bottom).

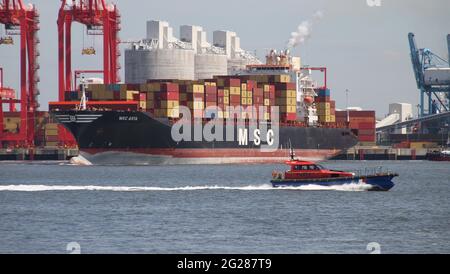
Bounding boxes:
0 160 449 253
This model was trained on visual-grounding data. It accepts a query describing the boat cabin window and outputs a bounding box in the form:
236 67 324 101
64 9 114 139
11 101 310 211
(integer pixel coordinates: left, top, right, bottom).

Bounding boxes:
292 165 321 171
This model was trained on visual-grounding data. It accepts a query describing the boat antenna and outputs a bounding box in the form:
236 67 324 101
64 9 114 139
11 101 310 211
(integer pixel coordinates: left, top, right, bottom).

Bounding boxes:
289 139 296 161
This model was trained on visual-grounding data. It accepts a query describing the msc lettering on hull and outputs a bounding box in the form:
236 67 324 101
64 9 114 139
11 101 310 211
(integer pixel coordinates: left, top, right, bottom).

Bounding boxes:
171 106 279 152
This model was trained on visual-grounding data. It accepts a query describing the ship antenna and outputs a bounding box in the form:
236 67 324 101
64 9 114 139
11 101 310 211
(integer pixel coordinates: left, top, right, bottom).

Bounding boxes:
79 76 87 111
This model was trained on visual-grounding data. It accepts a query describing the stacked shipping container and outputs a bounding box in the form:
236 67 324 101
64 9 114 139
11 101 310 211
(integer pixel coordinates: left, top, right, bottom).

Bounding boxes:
153 83 180 118
262 84 275 121
54 74 353 125
336 110 376 144
183 83 204 118
315 88 336 123
275 82 297 121
44 123 59 147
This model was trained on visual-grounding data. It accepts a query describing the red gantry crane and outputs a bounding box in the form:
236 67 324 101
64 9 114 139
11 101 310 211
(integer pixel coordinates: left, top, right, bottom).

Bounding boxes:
57 0 121 101
0 0 39 146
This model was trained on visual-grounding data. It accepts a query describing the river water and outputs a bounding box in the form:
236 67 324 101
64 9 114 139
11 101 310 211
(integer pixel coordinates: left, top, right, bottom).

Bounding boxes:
0 160 449 253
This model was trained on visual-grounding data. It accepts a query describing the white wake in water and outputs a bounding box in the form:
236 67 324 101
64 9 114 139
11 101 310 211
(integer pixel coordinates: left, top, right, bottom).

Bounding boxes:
68 155 93 166
0 183 373 192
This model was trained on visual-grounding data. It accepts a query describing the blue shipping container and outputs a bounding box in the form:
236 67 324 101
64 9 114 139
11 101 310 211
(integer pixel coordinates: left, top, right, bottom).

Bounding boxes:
317 89 330 97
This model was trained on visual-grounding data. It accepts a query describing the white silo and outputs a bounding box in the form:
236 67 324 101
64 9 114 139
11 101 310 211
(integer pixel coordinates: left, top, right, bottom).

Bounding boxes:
125 47 195 83
195 53 228 80
125 20 195 83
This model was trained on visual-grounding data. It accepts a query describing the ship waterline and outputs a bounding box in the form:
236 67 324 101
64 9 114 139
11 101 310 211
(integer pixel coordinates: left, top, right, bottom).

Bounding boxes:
78 148 341 165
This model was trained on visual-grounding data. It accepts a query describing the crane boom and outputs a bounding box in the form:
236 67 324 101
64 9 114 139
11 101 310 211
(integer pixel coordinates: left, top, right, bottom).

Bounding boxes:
408 33 424 89
408 33 426 117
409 33 450 117
447 34 450 64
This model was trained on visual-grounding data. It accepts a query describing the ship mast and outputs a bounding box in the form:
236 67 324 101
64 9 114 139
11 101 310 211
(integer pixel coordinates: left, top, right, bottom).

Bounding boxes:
79 77 87 111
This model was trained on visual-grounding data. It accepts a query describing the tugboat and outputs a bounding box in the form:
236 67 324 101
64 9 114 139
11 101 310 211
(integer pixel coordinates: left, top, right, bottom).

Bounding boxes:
271 148 398 191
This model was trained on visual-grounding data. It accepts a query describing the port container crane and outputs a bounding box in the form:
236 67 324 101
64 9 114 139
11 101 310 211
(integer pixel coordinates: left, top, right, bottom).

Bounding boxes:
57 0 121 101
408 33 450 117
0 0 39 146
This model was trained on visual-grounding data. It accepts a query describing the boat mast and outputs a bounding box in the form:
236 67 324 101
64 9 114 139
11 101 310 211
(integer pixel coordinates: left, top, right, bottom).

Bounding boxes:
289 140 296 160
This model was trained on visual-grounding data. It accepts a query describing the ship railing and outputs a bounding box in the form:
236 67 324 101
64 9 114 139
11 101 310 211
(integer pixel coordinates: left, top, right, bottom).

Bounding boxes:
351 167 393 177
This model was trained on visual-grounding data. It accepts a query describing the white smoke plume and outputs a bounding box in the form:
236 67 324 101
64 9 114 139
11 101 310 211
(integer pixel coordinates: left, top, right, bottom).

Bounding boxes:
287 10 324 49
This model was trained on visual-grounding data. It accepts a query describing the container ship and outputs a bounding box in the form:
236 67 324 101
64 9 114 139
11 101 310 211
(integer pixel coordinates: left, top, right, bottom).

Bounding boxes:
51 109 358 165
50 54 359 164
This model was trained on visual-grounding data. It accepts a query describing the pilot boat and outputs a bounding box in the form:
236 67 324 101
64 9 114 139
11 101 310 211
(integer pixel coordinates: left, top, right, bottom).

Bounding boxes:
271 149 398 191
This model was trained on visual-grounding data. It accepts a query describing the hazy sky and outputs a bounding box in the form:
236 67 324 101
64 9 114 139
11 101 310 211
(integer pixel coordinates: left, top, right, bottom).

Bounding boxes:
0 0 449 116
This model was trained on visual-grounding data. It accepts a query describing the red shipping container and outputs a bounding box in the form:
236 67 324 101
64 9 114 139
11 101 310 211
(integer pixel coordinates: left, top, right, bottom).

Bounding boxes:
359 135 375 142
205 93 217 102
205 97 217 103
261 84 275 93
156 91 179 101
330 100 336 108
206 102 217 108
336 110 374 118
335 111 347 117
280 113 297 121
358 122 376 130
205 85 217 94
358 129 375 135
275 82 296 90
139 93 147 101
253 88 264 97
161 82 179 92
230 95 241 104
254 96 264 105
246 80 256 90
264 91 275 100
350 111 375 118
315 96 330 103
335 116 347 123
218 97 224 104
217 89 224 96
